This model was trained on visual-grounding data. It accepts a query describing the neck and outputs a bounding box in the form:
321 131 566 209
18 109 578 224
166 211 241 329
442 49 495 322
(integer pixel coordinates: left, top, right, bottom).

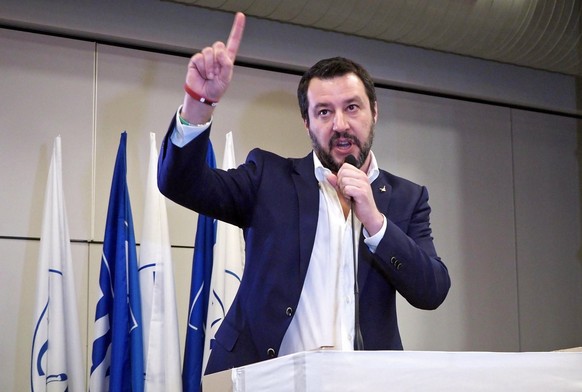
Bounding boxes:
338 192 351 219
360 154 372 174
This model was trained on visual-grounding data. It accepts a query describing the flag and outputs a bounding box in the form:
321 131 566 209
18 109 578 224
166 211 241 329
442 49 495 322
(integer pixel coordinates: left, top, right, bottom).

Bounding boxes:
139 132 182 391
90 131 144 392
202 131 245 369
182 139 216 392
30 135 85 391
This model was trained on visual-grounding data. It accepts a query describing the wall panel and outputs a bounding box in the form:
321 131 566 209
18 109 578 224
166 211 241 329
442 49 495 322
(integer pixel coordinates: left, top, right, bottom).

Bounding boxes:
512 110 582 351
94 44 191 245
383 91 520 351
0 29 94 240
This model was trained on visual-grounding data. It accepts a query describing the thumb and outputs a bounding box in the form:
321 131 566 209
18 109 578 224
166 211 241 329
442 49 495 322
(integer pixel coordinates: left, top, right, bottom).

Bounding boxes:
326 173 338 189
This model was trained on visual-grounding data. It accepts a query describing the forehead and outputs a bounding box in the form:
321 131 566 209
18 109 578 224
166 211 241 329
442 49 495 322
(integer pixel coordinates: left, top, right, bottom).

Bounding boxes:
306 73 367 104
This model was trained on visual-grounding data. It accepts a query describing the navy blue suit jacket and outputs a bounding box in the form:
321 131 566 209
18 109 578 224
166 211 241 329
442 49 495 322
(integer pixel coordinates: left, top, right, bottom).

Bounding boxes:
158 118 451 374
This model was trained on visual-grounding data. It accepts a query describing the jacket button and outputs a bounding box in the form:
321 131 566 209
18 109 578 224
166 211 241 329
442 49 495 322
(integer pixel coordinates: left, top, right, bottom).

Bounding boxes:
286 307 293 316
267 348 276 358
391 256 397 265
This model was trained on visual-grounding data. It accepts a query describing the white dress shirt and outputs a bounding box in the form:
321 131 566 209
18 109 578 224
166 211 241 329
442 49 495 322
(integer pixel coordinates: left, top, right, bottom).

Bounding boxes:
279 152 385 355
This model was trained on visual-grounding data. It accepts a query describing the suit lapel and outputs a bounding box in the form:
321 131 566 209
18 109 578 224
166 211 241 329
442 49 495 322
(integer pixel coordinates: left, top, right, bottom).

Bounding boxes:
291 154 320 279
371 171 393 220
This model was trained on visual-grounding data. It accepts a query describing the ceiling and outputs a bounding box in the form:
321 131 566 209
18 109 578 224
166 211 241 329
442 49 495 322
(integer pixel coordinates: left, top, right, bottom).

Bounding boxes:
164 0 582 77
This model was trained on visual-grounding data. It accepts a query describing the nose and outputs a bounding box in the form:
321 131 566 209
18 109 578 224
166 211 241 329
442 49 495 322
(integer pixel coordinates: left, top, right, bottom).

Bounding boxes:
332 112 348 131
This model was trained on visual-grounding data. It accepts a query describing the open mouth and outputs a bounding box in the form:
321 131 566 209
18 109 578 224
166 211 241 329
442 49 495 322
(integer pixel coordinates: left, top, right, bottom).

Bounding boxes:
334 138 353 152
330 132 360 155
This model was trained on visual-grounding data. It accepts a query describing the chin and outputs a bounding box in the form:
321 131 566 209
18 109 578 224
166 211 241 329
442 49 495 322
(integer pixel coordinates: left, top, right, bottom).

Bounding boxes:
331 155 346 167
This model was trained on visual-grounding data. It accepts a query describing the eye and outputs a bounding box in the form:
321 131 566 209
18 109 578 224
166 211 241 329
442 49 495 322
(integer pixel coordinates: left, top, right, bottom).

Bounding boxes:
318 109 330 117
346 104 358 112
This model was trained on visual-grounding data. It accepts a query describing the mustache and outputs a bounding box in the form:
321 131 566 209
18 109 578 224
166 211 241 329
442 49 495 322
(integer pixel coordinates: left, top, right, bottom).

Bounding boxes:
328 132 362 150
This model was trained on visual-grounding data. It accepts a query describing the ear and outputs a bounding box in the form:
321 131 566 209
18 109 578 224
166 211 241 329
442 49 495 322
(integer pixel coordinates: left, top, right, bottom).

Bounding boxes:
373 102 379 123
304 118 310 133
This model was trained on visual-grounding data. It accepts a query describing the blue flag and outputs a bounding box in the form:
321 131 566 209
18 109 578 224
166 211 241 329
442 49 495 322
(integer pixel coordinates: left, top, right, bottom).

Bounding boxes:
182 140 216 392
90 131 144 391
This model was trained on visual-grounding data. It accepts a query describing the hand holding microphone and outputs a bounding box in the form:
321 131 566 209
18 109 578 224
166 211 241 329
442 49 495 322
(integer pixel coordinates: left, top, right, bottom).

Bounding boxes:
328 155 384 237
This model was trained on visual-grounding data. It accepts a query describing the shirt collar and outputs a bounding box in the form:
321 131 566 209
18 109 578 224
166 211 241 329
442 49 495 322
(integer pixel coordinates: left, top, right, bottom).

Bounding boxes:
313 151 380 184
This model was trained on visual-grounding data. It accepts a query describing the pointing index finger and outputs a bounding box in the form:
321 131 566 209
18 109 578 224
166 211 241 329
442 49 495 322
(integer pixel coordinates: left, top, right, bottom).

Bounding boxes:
226 12 246 60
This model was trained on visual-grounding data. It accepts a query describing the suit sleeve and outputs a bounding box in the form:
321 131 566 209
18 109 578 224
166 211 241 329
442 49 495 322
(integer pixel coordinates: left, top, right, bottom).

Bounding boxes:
157 115 258 228
373 186 451 310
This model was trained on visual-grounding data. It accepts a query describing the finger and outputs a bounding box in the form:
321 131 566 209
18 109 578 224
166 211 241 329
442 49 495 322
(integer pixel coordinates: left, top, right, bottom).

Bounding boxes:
338 163 358 182
326 173 338 189
212 41 229 77
188 53 205 77
226 12 246 60
200 46 217 79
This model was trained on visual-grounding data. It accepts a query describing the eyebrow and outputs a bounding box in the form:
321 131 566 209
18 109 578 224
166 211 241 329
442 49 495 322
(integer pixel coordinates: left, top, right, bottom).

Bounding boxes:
312 96 366 110
312 102 331 111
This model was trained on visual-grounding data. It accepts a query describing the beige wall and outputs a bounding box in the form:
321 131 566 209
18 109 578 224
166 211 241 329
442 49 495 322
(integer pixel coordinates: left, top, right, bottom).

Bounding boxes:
1 1 581 390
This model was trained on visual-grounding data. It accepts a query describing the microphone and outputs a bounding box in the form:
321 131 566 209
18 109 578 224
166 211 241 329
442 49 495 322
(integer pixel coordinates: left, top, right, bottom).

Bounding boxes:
344 155 364 350
344 154 358 168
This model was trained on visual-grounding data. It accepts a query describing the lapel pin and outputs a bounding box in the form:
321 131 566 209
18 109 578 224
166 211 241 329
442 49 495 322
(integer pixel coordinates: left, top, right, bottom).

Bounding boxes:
379 185 386 193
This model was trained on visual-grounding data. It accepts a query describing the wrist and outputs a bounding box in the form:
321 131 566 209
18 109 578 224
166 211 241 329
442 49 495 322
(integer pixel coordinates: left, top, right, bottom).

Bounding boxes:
363 211 385 237
178 110 211 128
184 83 218 107
180 96 214 125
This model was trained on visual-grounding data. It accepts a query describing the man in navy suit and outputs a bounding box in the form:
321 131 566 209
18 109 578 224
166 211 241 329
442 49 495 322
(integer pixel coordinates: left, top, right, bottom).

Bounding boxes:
158 12 450 374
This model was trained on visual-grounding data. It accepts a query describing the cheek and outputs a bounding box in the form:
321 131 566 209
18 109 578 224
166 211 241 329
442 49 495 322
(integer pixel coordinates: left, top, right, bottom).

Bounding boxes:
309 124 327 141
319 131 335 148
356 119 374 138
311 117 343 144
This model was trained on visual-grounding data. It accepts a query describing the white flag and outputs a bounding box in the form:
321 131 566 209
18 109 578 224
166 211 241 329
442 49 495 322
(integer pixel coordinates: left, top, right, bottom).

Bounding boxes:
139 132 182 391
30 135 85 391
202 131 245 370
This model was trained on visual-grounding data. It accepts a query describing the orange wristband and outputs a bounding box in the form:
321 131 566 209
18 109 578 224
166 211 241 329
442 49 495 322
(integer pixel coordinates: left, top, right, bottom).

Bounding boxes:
184 84 218 107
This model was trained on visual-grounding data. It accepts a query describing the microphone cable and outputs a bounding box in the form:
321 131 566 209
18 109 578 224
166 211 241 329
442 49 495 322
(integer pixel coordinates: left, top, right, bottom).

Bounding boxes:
345 154 365 351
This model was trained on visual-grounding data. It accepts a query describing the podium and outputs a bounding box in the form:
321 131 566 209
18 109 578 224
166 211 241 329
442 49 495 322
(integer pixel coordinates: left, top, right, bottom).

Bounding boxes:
203 349 582 391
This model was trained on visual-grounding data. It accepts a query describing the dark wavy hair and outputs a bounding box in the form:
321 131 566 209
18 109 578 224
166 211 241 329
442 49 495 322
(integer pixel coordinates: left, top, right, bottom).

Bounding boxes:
297 57 377 125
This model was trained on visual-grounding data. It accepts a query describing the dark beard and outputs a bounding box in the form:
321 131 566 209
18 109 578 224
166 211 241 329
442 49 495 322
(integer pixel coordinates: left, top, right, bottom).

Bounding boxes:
309 128 374 173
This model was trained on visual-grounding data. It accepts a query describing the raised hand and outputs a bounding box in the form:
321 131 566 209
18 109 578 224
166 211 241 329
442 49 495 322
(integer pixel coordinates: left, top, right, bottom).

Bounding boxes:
182 12 246 123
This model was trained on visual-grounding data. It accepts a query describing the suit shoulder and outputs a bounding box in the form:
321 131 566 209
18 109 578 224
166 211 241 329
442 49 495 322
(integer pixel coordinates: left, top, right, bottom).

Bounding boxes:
380 169 428 198
247 148 312 169
247 148 285 162
381 170 422 188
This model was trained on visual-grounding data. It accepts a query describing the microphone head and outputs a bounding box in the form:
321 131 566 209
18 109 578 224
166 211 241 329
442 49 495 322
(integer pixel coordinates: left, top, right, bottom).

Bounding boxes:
344 154 358 167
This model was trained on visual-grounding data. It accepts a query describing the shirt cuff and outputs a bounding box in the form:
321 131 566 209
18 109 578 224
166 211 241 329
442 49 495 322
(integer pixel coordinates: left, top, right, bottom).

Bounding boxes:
363 214 387 253
170 106 212 147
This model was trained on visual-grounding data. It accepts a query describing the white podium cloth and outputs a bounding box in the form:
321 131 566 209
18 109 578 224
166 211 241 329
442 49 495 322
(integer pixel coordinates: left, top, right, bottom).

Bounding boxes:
227 350 582 391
